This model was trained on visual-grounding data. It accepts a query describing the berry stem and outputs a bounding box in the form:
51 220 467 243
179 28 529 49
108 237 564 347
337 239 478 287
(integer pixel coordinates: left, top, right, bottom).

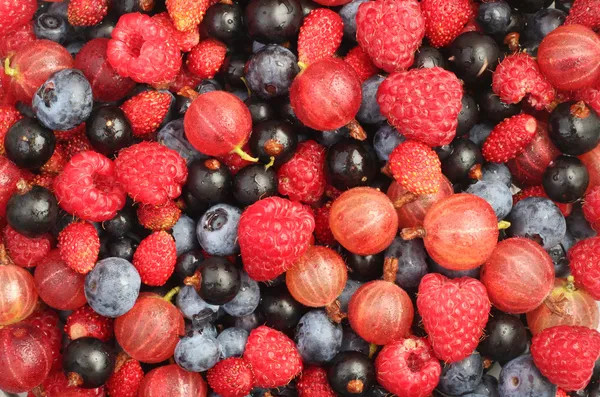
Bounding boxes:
163 286 181 302
504 32 520 53
231 146 259 162
383 256 399 283
4 58 18 77
325 300 347 323
264 156 275 170
177 86 199 101
570 101 591 119
239 77 252 98
184 271 202 292
298 61 308 71
468 164 483 180
566 275 576 292
498 220 511 230
400 227 426 240
347 119 367 141
347 379 364 394
393 192 418 209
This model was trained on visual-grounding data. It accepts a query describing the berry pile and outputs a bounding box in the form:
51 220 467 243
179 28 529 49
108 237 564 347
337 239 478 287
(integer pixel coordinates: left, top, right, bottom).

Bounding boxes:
1 0 600 397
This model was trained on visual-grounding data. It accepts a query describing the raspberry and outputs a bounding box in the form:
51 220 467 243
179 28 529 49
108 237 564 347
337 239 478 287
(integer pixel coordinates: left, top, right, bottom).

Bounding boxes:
513 185 573 218
568 236 600 300
120 90 172 137
0 105 22 156
343 46 380 83
482 114 538 163
152 12 200 52
575 84 600 115
565 0 600 31
115 142 188 206
166 0 210 33
3 225 52 268
22 309 63 371
492 53 556 110
58 221 100 275
389 140 442 195
65 305 114 342
298 8 344 66
583 185 600 231
105 353 144 397
277 140 326 204
187 39 228 79
168 64 203 93
0 0 36 34
377 67 463 147
0 22 35 59
314 202 336 246
421 0 473 48
133 230 177 286
0 157 23 220
356 0 425 73
238 197 315 281
107 13 182 85
207 357 254 397
137 200 181 231
296 367 337 397
68 0 109 26
53 151 127 222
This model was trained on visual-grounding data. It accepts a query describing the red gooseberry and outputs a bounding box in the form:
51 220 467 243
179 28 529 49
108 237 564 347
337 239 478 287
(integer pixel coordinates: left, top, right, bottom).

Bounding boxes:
0 263 38 326
579 143 600 194
138 364 207 397
34 249 87 311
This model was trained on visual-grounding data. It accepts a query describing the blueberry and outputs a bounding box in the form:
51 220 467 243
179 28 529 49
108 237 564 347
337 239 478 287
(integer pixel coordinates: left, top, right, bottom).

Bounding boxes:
384 237 428 290
468 124 494 147
437 353 484 395
84 257 141 318
477 1 512 36
498 355 556 397
223 271 261 317
33 69 93 131
4 118 56 170
6 186 59 237
339 0 368 40
481 163 512 188
217 327 249 358
233 311 265 332
172 215 201 256
507 197 567 249
176 285 220 320
174 331 221 372
356 75 386 125
566 203 597 241
547 230 575 278
295 310 343 364
372 125 404 161
197 204 242 256
467 180 513 220
34 13 68 43
338 279 362 312
428 258 481 279
157 119 206 165
245 45 300 99
340 326 370 356
463 375 500 397
523 9 566 43
198 79 223 94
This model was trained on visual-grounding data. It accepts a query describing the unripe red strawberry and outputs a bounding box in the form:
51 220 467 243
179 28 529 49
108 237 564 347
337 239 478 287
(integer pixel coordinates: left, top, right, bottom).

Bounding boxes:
389 140 442 195
482 114 538 163
166 0 210 32
121 90 172 138
296 366 337 397
68 0 109 26
421 0 473 48
105 353 144 397
137 200 182 231
298 9 343 66
344 46 380 83
58 221 100 275
133 230 177 286
65 305 114 342
187 39 227 79
207 357 254 397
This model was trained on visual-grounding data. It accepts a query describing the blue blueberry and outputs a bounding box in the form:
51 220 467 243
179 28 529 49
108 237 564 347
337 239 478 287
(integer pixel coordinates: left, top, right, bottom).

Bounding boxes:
231 90 249 102
384 237 428 290
547 230 575 278
295 310 343 364
33 69 93 131
373 124 405 161
245 45 300 99
339 0 369 40
197 79 223 94
223 271 261 317
437 353 484 395
428 258 480 279
466 180 513 220
498 355 556 397
217 327 249 358
464 375 500 397
65 41 86 57
34 13 68 43
252 41 267 53
338 279 362 312
157 119 206 165
176 285 220 320
567 203 597 241
174 331 221 372
481 163 512 188
507 197 567 249
186 321 219 338
340 327 370 356
197 204 242 256
172 215 200 256
84 257 141 318
468 124 494 147
356 75 386 125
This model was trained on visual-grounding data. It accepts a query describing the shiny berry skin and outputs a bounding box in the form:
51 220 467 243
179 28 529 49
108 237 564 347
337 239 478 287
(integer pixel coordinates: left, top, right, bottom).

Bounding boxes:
6 185 58 238
548 101 600 156
583 185 600 230
0 264 38 326
478 313 528 364
63 337 115 389
65 305 114 342
187 159 232 204
4 117 56 170
244 0 303 43
187 38 227 79
448 31 500 86
34 250 87 311
232 163 278 206
568 236 600 300
543 155 589 204
191 256 241 305
120 90 172 138
248 120 298 166
344 46 380 83
200 3 244 45
297 8 343 66
327 351 375 397
138 364 208 397
327 139 378 190
278 140 326 204
440 138 483 184
85 106 133 156
259 287 305 332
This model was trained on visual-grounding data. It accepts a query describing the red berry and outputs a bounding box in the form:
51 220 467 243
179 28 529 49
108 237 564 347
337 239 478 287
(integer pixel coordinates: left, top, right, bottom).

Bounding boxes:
105 353 144 397
482 114 538 163
168 64 203 93
166 0 210 33
68 0 109 26
187 38 227 79
343 46 380 83
531 325 600 391
356 0 425 72
53 122 85 142
0 105 23 155
60 131 94 160
34 250 87 311
377 67 463 147
298 8 343 66
513 185 572 218
0 0 36 34
137 364 207 396
243 326 303 388
417 273 491 363
583 185 600 230
152 12 200 52
207 357 254 397
54 151 127 222
22 308 63 371
575 83 600 115
277 140 326 204
65 305 114 342
314 202 336 246
107 13 182 85
0 264 38 326
121 90 172 137
137 200 182 231
565 0 600 31
3 225 52 268
389 140 443 195
375 336 442 397
133 231 177 286
58 221 100 275
29 370 106 397
0 157 23 221
41 144 67 175
420 0 473 48
115 142 188 206
296 366 337 397
0 22 35 59
568 236 600 300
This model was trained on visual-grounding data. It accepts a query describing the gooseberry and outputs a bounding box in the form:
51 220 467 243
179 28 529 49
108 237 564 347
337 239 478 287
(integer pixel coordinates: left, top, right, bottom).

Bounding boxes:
34 249 87 311
0 263 38 326
138 364 208 397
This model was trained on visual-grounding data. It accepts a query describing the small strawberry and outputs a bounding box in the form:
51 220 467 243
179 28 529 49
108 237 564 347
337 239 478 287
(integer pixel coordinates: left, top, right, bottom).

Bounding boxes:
105 353 144 397
513 185 572 218
482 114 538 163
137 200 182 231
41 144 67 175
68 0 109 26
420 0 473 48
61 133 93 160
121 90 172 138
583 185 600 230
298 9 343 66
388 140 442 195
417 273 491 363
375 336 442 397
58 221 100 275
0 21 36 59
187 38 228 79
3 225 53 268
31 173 56 190
243 326 303 388
531 325 600 391
344 46 380 83
314 202 336 246
133 230 177 286
207 357 254 397
556 389 569 397
54 123 87 142
277 140 327 204
296 366 337 397
65 305 114 342
565 0 600 31
166 0 210 32
568 236 600 300
0 105 23 155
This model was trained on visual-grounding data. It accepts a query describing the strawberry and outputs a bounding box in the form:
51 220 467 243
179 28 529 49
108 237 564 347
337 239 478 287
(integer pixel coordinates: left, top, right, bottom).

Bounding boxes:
31 173 56 190
482 114 538 163
137 200 181 231
54 123 86 143
568 236 600 300
41 145 67 175
207 357 254 397
298 9 343 66
388 140 442 195
531 325 600 391
105 353 144 397
296 366 337 397
121 90 172 138
133 230 177 286
565 0 600 31
152 12 200 52
343 46 380 82
314 202 336 246
68 0 109 26
417 273 491 363
166 0 210 32
0 105 22 155
0 0 36 33
243 326 303 388
187 38 228 79
65 305 114 342
420 0 473 48
58 221 100 275
61 133 93 160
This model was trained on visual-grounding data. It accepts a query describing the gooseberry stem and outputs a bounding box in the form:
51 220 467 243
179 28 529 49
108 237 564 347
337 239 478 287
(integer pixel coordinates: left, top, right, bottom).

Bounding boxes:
163 286 181 302
325 300 347 323
298 61 308 71
184 271 202 292
264 156 275 170
566 275 576 291
231 146 259 162
468 164 483 180
393 192 418 209
498 221 511 230
383 257 399 283
347 119 367 141
4 58 18 77
401 227 426 240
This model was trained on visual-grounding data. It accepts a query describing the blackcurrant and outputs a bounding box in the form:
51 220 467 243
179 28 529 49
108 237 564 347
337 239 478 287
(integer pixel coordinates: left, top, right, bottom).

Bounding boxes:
543 155 589 203
548 101 600 156
63 337 115 389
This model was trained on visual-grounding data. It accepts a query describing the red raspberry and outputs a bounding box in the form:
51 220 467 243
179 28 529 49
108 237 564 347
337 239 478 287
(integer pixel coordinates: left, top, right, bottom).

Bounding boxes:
492 53 556 110
420 0 473 48
0 22 35 59
344 46 380 83
133 230 177 286
152 12 200 52
531 325 600 391
575 84 600 115
389 140 442 195
583 185 600 230
68 0 109 26
296 366 337 397
58 221 100 275
166 0 210 33
105 353 144 397
187 38 227 79
107 13 182 85
482 114 538 163
0 105 23 155
137 200 182 231
565 0 600 31
377 67 463 147
3 225 52 268
356 0 425 73
65 305 114 342
243 326 303 388
207 357 254 397
375 336 442 397
238 197 315 281
22 308 63 371
514 185 573 218
121 90 172 137
41 144 67 175
54 151 127 222
556 389 569 397
568 236 600 300
0 0 36 33
28 370 105 397
277 140 326 204
314 202 336 246
298 9 343 66
115 142 188 206
417 273 491 363
0 157 23 220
